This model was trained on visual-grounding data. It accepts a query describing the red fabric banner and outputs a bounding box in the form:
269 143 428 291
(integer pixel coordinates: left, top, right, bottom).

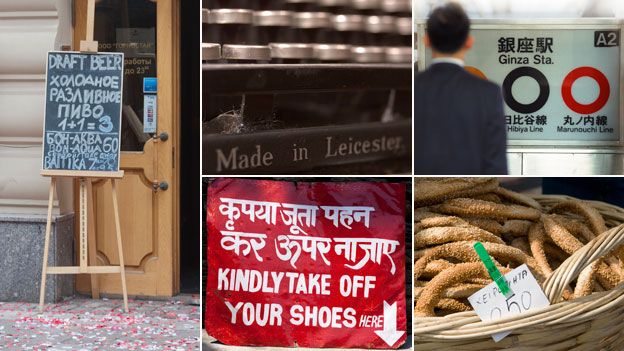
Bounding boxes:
205 178 406 348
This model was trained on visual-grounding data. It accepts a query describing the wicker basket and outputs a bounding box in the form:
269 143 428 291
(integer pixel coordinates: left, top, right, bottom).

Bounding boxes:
414 195 624 351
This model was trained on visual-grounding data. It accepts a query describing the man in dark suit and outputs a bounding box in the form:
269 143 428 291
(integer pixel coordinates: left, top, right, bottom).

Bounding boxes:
414 3 508 175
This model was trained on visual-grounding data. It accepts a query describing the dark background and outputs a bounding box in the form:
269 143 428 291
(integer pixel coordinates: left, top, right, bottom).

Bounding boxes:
179 0 200 293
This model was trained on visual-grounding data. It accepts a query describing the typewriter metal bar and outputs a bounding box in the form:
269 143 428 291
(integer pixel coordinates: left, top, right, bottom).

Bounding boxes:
202 0 412 175
203 63 410 94
204 119 411 174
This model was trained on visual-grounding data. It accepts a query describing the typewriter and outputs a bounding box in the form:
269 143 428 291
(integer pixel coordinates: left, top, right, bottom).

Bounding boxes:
202 0 412 174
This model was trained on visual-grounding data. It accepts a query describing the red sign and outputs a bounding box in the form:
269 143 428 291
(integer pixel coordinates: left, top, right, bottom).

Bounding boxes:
205 178 407 349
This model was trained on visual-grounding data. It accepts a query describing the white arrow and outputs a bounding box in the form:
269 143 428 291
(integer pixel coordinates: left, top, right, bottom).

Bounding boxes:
374 301 405 347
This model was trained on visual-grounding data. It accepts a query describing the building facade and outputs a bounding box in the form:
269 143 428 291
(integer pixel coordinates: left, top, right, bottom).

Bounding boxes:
0 0 197 302
0 0 73 302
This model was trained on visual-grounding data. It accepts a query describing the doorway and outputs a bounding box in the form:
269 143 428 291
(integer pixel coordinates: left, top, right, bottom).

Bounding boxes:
71 0 199 297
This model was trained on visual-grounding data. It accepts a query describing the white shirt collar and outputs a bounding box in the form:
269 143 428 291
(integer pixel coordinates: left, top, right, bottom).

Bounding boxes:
431 57 465 67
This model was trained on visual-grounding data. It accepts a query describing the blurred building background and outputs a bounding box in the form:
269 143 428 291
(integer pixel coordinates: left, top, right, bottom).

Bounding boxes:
415 0 624 19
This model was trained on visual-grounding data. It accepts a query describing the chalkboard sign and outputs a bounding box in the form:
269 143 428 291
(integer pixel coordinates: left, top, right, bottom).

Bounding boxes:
42 51 124 173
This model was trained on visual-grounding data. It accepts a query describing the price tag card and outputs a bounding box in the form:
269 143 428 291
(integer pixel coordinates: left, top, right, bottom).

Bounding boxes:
467 264 550 342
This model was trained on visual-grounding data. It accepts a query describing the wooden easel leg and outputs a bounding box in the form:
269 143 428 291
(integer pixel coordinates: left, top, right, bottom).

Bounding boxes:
78 179 88 272
111 179 129 312
86 180 100 299
39 178 56 312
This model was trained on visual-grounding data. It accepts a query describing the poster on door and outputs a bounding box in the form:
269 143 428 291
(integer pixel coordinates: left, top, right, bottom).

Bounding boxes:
427 28 621 141
205 178 407 349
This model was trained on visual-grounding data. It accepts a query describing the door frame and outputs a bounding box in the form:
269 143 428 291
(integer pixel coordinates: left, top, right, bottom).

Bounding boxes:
72 0 181 296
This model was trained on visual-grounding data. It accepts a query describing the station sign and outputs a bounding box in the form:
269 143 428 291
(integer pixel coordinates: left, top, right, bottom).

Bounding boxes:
426 27 621 141
205 178 407 349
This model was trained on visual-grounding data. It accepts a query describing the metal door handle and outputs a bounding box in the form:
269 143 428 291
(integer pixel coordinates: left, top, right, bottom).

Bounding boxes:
152 181 169 191
156 132 169 142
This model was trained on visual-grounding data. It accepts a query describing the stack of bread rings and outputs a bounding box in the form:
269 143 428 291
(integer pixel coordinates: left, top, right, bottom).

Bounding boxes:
414 178 624 317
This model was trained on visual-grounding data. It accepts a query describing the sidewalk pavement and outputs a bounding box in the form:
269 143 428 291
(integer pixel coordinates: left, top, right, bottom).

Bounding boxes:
0 295 200 350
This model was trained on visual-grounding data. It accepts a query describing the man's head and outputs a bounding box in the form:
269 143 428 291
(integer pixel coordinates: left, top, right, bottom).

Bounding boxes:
426 2 473 58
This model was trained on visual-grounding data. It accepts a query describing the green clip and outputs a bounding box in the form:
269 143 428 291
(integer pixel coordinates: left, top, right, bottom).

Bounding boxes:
473 242 514 299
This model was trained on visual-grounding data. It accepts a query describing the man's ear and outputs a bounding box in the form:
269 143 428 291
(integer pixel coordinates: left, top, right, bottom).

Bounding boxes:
464 35 474 50
424 34 431 48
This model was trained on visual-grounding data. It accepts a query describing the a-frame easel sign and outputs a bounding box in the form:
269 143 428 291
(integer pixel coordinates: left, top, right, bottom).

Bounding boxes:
39 0 128 312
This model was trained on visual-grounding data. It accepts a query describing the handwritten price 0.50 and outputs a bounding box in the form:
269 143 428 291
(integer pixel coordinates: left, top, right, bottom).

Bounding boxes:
490 291 532 319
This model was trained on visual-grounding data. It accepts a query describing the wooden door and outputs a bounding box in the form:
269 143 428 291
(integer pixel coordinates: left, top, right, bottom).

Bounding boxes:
73 0 180 297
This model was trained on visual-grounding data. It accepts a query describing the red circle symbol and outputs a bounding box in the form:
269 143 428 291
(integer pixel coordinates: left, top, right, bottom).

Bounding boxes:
561 67 610 114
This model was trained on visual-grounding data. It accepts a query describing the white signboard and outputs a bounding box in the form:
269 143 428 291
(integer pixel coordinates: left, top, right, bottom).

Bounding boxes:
426 27 621 141
467 264 550 342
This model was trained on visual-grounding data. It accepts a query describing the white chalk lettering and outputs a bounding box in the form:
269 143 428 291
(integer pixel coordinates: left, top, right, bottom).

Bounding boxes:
218 197 280 230
358 314 383 328
225 301 243 324
226 302 283 326
44 52 122 172
321 206 375 229
280 203 318 234
220 231 267 262
284 272 331 295
217 268 285 293
48 53 88 70
289 305 357 328
275 235 332 269
339 275 376 298
334 237 399 274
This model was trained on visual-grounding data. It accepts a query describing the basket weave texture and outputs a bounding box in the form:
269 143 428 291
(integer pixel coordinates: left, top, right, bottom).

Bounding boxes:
414 195 624 351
